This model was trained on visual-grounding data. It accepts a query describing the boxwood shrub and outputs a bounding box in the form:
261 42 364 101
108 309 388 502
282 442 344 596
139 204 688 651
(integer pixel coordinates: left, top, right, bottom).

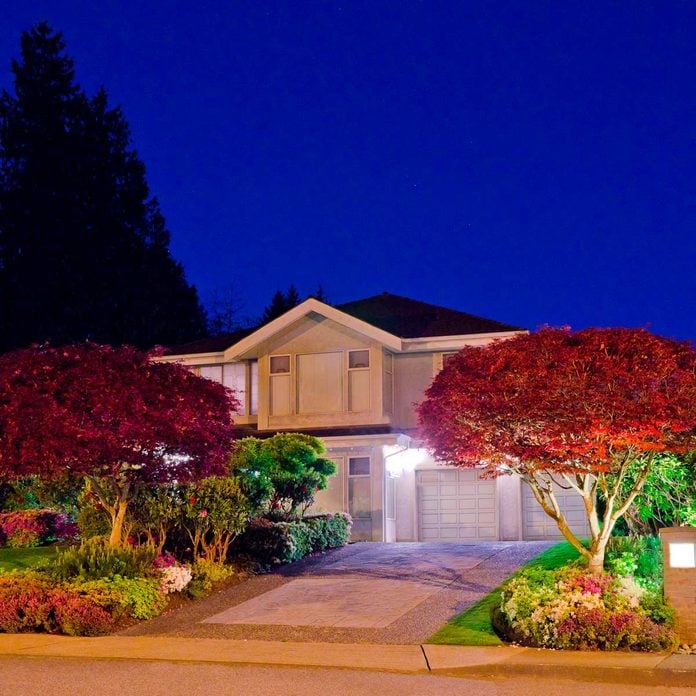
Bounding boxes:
234 513 351 566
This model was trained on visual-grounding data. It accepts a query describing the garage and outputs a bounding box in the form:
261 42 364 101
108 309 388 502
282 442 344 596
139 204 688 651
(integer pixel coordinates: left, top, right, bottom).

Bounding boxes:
522 481 590 540
417 468 497 541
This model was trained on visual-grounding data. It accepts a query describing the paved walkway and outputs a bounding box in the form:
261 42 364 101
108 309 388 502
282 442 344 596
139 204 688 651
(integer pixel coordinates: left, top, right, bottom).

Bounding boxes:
122 541 552 643
0 635 693 687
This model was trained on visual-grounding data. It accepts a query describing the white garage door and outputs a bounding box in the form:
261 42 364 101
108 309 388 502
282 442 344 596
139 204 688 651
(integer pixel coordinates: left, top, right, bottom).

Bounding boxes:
522 482 590 540
417 468 498 541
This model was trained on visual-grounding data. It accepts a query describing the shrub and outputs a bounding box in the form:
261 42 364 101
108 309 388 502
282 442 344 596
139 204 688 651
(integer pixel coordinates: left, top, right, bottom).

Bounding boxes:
180 477 252 563
0 574 54 632
303 513 352 551
233 513 351 566
495 565 677 651
52 591 115 636
153 554 193 594
606 535 663 590
231 434 337 518
72 576 167 620
51 537 156 581
0 509 78 548
0 573 115 636
186 559 235 598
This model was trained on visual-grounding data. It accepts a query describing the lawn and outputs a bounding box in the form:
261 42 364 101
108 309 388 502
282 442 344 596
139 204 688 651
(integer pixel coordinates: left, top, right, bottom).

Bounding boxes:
0 546 59 572
428 541 582 646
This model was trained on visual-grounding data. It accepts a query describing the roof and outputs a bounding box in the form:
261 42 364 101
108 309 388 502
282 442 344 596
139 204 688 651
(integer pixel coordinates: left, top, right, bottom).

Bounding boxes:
165 292 524 355
164 327 255 356
336 292 524 338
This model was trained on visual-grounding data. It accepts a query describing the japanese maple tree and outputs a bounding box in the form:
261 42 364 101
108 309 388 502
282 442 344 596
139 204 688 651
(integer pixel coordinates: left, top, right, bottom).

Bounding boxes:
0 343 238 546
418 327 696 572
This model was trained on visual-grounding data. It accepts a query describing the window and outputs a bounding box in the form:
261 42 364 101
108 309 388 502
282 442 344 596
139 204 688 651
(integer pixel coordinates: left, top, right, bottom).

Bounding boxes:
297 352 343 414
197 362 256 416
349 456 371 476
249 360 259 415
223 363 246 414
383 351 393 416
199 365 223 383
386 474 396 520
348 350 370 412
269 355 292 416
348 456 371 520
348 350 370 369
270 355 290 374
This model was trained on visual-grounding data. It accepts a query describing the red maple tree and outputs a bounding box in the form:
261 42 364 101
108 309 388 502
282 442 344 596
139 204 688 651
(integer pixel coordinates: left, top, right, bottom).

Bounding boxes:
418 327 696 571
0 344 238 545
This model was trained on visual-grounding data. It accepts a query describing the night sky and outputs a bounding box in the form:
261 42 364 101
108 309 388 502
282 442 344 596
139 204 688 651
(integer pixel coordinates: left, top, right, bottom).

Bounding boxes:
1 2 694 340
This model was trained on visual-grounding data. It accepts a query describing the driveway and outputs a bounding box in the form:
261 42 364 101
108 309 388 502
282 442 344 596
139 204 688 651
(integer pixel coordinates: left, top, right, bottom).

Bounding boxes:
123 541 551 644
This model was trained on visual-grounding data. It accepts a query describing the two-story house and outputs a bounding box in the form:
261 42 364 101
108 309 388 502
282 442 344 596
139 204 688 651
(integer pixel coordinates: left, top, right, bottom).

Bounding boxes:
163 292 590 543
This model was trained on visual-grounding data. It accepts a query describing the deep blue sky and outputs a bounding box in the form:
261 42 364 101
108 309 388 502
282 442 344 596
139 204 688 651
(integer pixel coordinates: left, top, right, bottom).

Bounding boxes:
1 2 694 339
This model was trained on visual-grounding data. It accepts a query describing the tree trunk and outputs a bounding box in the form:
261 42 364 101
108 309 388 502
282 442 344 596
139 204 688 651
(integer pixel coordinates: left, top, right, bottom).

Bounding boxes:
108 499 129 547
587 540 608 574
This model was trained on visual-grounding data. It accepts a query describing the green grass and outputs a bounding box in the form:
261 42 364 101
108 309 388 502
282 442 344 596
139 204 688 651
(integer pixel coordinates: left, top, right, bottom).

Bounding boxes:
428 542 582 646
0 545 59 572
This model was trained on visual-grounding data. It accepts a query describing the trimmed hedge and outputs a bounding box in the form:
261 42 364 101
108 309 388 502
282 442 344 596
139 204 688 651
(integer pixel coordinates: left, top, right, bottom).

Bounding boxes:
234 513 352 566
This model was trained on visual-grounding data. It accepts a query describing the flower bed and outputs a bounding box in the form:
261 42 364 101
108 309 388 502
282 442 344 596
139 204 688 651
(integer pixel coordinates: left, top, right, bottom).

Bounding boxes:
492 564 677 651
0 509 77 548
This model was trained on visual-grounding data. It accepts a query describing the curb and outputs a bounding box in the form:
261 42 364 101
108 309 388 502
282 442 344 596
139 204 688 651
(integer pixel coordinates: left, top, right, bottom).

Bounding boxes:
0 634 693 685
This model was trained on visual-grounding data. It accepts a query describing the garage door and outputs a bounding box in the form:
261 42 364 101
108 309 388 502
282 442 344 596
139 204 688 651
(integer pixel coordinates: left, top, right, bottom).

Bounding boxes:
417 468 498 541
522 482 590 540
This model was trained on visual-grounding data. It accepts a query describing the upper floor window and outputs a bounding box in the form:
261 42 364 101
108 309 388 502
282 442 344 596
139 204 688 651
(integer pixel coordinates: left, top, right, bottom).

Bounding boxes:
270 355 290 374
268 349 372 417
348 350 370 369
195 361 257 416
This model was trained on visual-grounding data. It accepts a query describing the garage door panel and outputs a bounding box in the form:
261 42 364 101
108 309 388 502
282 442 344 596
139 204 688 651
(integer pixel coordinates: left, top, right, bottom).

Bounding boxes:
417 468 498 541
522 483 590 540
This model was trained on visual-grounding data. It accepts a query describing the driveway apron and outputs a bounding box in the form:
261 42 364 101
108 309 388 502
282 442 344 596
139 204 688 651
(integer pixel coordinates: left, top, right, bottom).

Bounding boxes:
122 541 551 644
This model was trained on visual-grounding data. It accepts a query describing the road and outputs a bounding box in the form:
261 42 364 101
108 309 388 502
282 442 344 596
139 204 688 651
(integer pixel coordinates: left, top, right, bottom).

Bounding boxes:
0 657 692 696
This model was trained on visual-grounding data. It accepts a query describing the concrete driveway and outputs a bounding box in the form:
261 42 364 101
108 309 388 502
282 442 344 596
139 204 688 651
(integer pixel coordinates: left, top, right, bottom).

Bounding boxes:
124 541 551 644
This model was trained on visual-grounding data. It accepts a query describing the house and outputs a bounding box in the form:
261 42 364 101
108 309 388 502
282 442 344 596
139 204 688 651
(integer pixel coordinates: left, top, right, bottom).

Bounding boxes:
162 292 590 543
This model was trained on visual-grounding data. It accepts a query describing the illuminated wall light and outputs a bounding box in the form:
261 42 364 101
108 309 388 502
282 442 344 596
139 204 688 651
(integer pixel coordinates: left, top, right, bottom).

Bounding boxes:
669 542 696 568
382 446 429 476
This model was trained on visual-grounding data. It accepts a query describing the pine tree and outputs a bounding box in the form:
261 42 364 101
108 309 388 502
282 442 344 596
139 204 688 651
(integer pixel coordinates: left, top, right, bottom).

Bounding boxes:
0 23 207 351
260 284 302 324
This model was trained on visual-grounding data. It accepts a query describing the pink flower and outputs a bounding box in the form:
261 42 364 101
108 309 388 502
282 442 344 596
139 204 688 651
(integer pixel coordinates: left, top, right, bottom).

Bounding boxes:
198 509 208 518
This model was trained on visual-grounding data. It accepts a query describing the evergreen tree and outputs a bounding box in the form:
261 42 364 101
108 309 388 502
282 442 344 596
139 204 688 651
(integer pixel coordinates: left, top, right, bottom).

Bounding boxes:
260 284 301 323
0 23 207 351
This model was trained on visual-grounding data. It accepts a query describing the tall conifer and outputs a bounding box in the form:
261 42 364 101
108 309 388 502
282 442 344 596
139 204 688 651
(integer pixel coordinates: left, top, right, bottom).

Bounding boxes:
0 23 207 350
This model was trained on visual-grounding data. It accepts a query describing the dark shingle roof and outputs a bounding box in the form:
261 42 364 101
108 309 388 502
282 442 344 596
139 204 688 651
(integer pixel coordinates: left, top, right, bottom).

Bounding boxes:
164 327 256 356
166 292 524 354
336 292 524 338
